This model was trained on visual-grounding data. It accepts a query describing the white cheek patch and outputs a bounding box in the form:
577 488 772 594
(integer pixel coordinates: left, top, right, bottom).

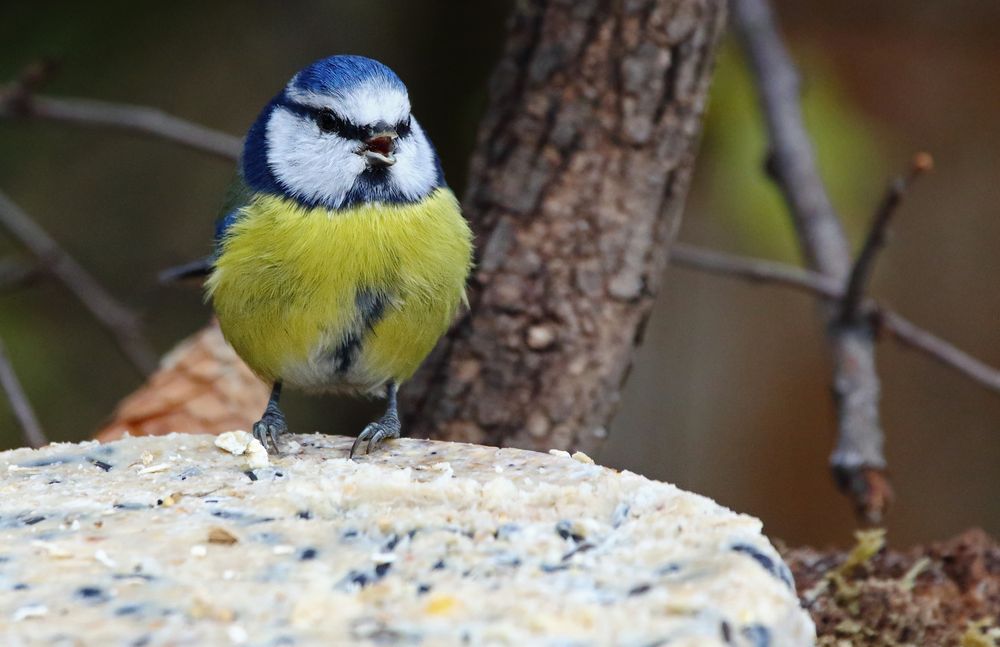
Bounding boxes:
266 106 364 208
287 81 410 127
266 105 440 209
389 117 439 201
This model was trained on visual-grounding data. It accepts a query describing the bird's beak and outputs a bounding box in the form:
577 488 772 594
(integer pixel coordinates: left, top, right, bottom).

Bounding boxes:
362 130 398 167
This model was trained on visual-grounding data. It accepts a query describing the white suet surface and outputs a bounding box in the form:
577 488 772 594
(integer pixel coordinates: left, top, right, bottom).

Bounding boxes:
0 434 814 646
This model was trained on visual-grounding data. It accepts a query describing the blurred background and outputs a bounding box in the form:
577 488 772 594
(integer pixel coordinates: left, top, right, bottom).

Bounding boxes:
1 0 997 548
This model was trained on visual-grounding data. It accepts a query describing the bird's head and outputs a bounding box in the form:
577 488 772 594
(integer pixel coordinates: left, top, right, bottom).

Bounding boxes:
242 55 443 210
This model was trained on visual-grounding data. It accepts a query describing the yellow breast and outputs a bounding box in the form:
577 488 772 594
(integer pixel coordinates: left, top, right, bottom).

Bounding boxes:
206 188 472 391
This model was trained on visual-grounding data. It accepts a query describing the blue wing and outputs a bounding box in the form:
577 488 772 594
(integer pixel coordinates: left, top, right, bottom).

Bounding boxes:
212 173 253 255
214 209 242 252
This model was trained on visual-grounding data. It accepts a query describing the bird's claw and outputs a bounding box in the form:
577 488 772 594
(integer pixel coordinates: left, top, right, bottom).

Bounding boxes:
252 410 286 454
350 420 400 459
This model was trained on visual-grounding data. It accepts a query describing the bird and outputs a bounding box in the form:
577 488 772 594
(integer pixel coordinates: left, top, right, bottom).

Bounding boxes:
199 55 473 457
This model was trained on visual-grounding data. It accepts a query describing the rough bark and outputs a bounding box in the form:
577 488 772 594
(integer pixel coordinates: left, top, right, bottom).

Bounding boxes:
403 0 727 453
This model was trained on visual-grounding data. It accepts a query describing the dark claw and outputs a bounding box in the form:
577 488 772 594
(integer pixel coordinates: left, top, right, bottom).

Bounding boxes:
349 433 366 459
349 421 400 460
350 382 401 460
252 410 287 454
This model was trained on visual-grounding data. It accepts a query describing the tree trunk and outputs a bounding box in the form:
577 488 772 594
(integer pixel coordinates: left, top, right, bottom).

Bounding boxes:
403 0 727 453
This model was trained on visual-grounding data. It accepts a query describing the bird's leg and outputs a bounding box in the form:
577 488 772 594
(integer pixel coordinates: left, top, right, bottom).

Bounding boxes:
350 381 401 459
252 381 286 453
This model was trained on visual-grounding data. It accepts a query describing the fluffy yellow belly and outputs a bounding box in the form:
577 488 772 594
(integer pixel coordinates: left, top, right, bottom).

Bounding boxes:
206 188 472 392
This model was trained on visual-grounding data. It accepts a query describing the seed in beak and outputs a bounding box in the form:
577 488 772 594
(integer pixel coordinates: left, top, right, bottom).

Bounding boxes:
362 131 397 167
365 135 395 157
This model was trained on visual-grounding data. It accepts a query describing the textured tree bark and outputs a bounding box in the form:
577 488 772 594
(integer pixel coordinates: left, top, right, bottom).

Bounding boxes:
403 0 727 453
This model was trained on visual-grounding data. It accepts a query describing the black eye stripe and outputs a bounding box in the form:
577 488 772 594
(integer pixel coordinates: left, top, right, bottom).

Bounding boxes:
395 116 412 137
314 108 366 139
279 100 411 141
315 109 340 133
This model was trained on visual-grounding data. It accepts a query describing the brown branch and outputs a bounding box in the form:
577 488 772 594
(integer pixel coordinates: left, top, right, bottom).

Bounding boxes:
732 0 851 277
0 336 47 448
1 63 242 162
4 95 242 161
671 243 842 298
0 190 157 376
670 243 1000 395
875 309 1000 393
733 0 889 523
840 154 934 324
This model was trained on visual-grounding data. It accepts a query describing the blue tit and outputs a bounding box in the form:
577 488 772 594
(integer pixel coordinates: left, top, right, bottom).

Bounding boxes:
203 55 473 457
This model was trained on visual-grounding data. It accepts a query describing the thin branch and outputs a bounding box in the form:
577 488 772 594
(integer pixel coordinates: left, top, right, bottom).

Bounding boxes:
670 243 1000 394
876 309 1000 393
671 243 841 299
0 336 47 448
840 154 934 324
733 0 889 523
732 0 851 278
1 62 241 162
0 190 157 376
1 95 243 162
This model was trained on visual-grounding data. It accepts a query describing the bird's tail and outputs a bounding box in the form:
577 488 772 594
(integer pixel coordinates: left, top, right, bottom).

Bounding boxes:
158 257 213 284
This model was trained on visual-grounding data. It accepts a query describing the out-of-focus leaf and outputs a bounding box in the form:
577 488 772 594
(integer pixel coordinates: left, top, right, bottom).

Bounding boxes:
696 41 887 263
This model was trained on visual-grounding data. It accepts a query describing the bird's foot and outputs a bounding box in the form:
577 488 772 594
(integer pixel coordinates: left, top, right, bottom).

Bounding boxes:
252 407 286 454
350 416 400 459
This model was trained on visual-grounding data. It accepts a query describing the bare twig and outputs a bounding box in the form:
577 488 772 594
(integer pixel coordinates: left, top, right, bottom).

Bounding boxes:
733 0 890 523
0 336 47 448
840 154 934 324
671 243 841 298
670 243 1000 394
0 190 157 376
1 62 242 162
876 309 1000 393
2 95 243 161
732 0 851 276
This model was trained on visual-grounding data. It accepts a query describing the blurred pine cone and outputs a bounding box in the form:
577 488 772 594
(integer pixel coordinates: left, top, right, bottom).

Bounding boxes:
95 320 269 441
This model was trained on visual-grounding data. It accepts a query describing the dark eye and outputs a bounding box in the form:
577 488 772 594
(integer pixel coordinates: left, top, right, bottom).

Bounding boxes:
316 109 341 134
396 116 412 137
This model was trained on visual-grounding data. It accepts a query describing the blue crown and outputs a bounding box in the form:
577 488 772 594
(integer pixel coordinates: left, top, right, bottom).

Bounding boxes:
238 55 441 214
290 55 406 96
